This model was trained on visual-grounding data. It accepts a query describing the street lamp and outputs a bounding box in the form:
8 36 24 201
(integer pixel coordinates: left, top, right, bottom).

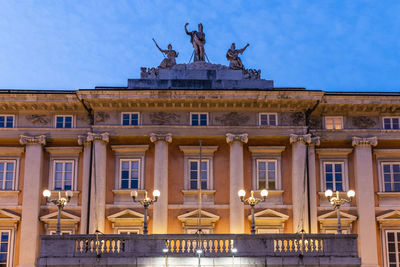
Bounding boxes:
324 189 355 234
238 189 268 235
131 189 160 234
43 189 73 235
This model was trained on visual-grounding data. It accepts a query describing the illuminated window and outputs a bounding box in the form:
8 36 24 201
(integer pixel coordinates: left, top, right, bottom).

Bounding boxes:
256 159 277 190
190 113 208 126
189 159 209 190
120 159 141 189
53 160 74 190
259 113 277 126
55 115 73 128
0 161 16 190
381 163 400 192
324 116 343 130
383 117 400 130
121 112 140 126
0 115 14 128
323 162 344 191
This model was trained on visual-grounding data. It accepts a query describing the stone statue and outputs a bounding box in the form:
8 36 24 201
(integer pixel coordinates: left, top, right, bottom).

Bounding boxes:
153 39 178 68
185 23 206 62
226 43 250 70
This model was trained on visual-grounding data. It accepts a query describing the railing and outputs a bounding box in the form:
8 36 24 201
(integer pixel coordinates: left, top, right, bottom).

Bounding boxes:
39 233 359 259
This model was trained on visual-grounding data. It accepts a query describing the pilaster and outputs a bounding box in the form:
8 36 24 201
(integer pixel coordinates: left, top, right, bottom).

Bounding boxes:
226 133 248 234
78 135 91 234
18 135 46 267
308 136 320 233
150 133 172 234
352 136 379 267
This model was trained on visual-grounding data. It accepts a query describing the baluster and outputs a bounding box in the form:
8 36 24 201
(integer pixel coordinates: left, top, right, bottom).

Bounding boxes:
76 239 81 253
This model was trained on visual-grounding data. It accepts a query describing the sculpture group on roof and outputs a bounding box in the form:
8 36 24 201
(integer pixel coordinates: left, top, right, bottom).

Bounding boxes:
141 22 261 80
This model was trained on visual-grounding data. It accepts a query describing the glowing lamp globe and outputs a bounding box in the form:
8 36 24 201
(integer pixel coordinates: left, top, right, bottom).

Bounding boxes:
238 189 246 198
347 190 355 198
153 189 161 198
260 189 268 198
43 189 51 198
325 189 333 198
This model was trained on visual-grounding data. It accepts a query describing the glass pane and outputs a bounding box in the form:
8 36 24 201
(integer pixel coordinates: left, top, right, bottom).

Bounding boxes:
260 115 267 125
1 233 8 242
65 121 72 128
190 171 198 179
131 180 138 189
325 173 333 182
268 170 275 179
335 173 342 181
388 232 395 241
0 117 4 128
201 181 207 189
335 182 343 191
258 181 266 189
121 180 129 189
55 163 63 171
389 253 396 262
268 162 275 171
190 161 198 170
5 172 13 180
384 164 391 173
0 164 3 171
54 181 62 190
190 181 197 190
384 173 392 182
200 170 207 180
121 171 129 179
64 172 72 180
64 184 71 190
326 183 333 190
334 164 342 172
258 170 266 180
385 183 392 191
191 114 199 125
5 163 13 171
269 114 277 126
56 116 63 123
384 118 391 129
268 181 276 189
55 172 62 180
65 163 72 171
258 162 266 171
393 164 400 172
388 243 396 252
394 174 400 182
132 161 139 170
325 164 332 172
393 118 399 129
121 161 129 170
394 183 400 192
4 181 11 190
65 116 72 123
131 171 138 179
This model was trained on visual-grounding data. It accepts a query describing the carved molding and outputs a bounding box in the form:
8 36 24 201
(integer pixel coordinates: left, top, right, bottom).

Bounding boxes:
95 112 110 123
215 112 249 126
352 136 378 147
150 133 172 143
291 112 305 126
87 132 109 143
352 116 377 129
25 114 49 125
226 133 248 144
19 135 46 146
149 112 180 125
289 134 311 145
310 136 321 146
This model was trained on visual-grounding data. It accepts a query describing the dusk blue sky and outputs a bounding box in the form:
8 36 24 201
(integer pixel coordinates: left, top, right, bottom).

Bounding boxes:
0 1 399 92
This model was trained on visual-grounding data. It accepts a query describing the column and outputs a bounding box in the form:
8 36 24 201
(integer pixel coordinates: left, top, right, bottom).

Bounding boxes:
150 133 172 234
290 134 311 233
87 132 109 234
308 136 320 233
226 133 248 234
352 136 379 267
78 135 91 234
18 135 46 267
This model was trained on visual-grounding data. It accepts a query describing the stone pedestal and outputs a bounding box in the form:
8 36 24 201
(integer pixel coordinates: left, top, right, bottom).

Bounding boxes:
150 133 172 234
352 137 379 267
290 134 311 233
18 135 46 267
78 136 92 234
226 133 248 234
87 132 109 234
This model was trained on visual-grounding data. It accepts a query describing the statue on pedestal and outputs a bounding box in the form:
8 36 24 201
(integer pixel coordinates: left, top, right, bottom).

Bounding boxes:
185 23 206 62
226 43 250 70
153 39 178 69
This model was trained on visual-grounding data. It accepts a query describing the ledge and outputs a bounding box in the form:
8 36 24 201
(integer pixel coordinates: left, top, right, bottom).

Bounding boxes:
181 190 216 195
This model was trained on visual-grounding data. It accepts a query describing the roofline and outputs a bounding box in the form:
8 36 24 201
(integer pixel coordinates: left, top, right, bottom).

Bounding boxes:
324 91 400 96
0 89 76 94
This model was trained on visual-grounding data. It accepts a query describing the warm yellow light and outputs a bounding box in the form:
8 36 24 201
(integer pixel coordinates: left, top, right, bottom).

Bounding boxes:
65 190 73 198
260 189 268 198
238 189 246 198
43 189 51 198
153 189 161 198
347 190 355 198
130 190 138 198
325 189 333 198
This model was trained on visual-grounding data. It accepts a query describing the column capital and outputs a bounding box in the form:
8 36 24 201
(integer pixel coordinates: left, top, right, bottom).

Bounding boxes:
19 135 46 146
150 133 172 143
289 134 312 145
86 132 109 143
310 136 321 146
226 133 248 144
352 136 378 147
77 135 90 146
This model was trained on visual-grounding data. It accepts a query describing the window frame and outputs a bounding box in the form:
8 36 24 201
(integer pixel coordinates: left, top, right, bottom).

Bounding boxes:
121 112 140 126
0 115 15 128
0 160 18 191
188 159 210 190
322 161 346 192
0 229 14 267
52 160 76 191
117 229 140 234
258 113 278 126
54 115 74 128
190 112 209 126
255 159 278 190
378 161 400 192
383 117 400 130
324 116 343 130
119 158 142 190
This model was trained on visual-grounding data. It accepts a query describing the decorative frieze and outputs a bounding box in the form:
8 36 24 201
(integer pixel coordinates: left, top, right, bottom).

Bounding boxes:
215 112 249 126
95 112 110 123
87 132 109 143
19 135 46 146
352 136 378 147
289 134 311 144
226 133 248 144
352 116 377 129
26 114 49 125
150 133 172 143
149 112 180 125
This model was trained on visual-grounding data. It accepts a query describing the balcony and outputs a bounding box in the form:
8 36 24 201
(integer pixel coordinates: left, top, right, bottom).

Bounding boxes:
38 233 360 266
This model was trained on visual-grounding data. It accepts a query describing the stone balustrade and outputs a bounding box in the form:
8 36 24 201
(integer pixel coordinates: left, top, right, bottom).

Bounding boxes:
38 233 360 266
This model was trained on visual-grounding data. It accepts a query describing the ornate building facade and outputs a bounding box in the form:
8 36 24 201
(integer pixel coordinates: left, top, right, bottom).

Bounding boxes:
0 63 398 266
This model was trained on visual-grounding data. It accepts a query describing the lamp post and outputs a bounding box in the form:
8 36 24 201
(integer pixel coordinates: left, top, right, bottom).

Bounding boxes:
324 189 355 234
238 189 268 235
42 189 73 235
131 189 160 234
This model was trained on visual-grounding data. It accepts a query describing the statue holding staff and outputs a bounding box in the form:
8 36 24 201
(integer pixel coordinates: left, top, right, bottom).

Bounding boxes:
226 43 250 70
152 38 178 69
185 23 206 62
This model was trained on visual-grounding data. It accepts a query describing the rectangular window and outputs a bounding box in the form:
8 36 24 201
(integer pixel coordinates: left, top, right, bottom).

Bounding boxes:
382 163 400 192
0 231 10 267
191 113 208 126
256 160 277 189
53 160 74 190
55 115 73 128
259 113 277 126
121 113 139 126
325 116 343 130
324 162 344 191
189 159 209 190
383 117 400 130
0 115 14 128
120 159 140 189
0 161 16 190
386 231 400 267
